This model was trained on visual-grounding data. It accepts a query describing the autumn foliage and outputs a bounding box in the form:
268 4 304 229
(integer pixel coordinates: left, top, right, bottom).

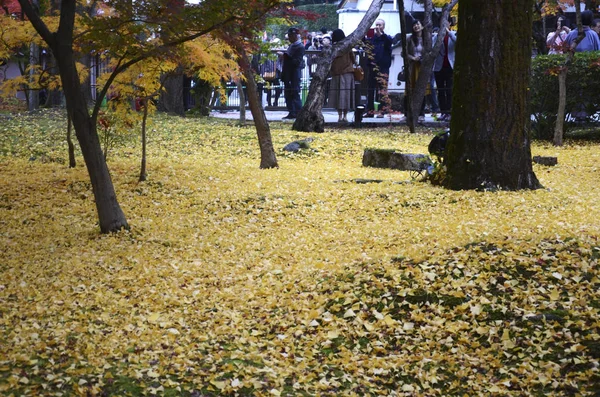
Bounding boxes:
1 111 600 395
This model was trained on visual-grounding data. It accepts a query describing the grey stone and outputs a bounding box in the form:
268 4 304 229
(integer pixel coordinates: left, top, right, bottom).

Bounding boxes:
283 137 314 153
363 149 432 171
533 156 558 166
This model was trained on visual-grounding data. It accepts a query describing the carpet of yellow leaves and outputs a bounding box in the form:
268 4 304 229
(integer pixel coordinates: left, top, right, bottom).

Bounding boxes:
1 110 599 396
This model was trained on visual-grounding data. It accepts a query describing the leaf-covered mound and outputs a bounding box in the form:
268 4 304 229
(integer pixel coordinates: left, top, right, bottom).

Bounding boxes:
1 111 599 396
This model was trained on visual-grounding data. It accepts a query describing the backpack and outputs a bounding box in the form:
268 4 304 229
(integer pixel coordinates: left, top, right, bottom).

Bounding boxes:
428 129 450 163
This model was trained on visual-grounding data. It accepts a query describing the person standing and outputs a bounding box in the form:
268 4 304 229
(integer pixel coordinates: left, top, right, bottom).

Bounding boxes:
433 24 457 121
406 19 427 123
365 18 393 117
546 16 571 54
565 10 600 52
279 27 306 120
328 29 355 123
592 19 600 39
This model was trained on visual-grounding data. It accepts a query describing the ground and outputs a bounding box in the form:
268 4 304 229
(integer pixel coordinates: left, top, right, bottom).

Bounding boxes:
0 110 599 396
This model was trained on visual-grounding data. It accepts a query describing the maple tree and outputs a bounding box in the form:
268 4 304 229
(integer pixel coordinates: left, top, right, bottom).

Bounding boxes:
441 0 542 191
1 111 600 394
13 0 283 232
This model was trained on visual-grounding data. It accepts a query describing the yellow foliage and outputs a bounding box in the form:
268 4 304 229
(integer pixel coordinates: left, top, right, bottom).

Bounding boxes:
184 37 240 85
1 110 599 395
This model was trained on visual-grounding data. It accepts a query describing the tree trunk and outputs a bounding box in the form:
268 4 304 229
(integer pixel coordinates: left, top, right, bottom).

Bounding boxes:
398 0 414 132
238 51 278 169
157 66 185 116
139 98 148 181
19 0 129 232
553 70 567 146
56 50 129 231
407 0 458 132
292 0 386 132
28 42 39 111
67 115 76 168
553 0 583 147
292 48 329 132
443 0 541 191
236 78 246 126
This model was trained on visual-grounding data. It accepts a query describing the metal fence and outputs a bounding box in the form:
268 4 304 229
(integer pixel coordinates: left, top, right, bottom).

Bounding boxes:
197 49 405 112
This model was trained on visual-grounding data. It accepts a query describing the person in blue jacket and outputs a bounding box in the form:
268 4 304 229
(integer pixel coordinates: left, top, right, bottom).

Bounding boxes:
365 19 393 117
279 27 306 120
565 10 600 52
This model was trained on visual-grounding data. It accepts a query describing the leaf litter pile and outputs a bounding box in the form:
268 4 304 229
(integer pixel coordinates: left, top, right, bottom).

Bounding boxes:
1 110 600 396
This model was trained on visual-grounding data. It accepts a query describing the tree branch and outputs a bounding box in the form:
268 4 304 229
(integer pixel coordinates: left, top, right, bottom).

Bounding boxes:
17 0 54 45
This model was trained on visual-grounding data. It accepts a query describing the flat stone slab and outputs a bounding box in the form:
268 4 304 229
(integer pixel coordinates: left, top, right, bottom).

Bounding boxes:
363 149 432 171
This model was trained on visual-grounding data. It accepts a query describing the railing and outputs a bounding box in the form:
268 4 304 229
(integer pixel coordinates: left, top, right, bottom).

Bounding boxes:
202 49 379 111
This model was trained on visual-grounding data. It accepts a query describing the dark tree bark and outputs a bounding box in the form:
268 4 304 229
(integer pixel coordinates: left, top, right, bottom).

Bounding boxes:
19 0 129 232
443 0 541 191
158 66 185 116
292 0 386 132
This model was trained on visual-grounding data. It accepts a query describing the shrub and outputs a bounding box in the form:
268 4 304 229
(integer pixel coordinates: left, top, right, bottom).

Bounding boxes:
529 51 600 140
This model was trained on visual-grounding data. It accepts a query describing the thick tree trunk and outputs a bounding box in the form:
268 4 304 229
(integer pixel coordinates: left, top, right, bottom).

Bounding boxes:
292 0 386 132
158 66 185 116
443 0 541 191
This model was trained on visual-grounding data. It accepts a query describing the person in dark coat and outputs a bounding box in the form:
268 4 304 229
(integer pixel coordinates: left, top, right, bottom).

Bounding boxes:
365 18 393 117
279 27 306 119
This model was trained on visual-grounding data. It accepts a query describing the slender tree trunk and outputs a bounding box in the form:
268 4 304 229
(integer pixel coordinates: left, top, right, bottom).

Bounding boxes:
28 42 39 111
236 78 246 126
407 0 457 132
553 70 567 146
292 0 386 132
19 0 129 232
443 0 541 191
398 0 414 132
56 50 129 231
139 98 148 181
67 115 76 168
238 51 278 169
553 0 583 147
